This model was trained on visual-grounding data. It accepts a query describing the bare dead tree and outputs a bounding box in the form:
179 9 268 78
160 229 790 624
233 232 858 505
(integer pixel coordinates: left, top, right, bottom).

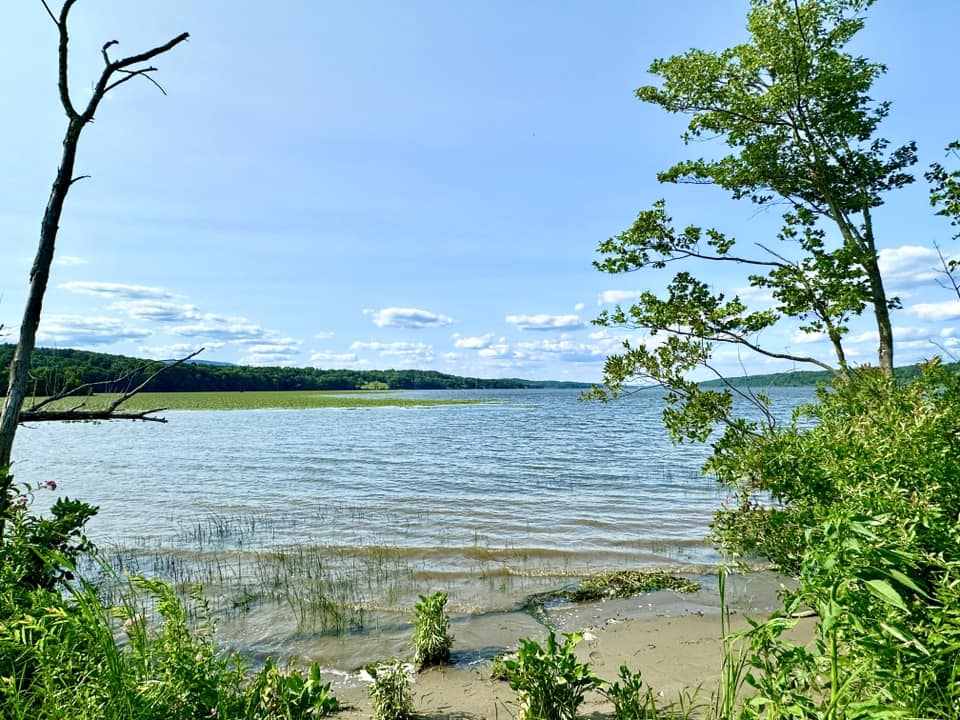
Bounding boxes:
20 347 204 422
0 1 189 524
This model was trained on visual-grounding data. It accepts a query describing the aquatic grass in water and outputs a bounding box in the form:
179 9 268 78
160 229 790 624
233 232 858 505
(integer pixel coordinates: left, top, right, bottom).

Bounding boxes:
29 390 484 412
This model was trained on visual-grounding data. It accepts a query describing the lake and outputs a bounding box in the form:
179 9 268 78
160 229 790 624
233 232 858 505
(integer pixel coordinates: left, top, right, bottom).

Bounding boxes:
12 387 812 671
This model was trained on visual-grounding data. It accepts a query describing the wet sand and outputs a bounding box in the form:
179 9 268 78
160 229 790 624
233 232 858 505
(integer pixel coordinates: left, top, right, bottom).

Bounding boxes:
330 573 813 719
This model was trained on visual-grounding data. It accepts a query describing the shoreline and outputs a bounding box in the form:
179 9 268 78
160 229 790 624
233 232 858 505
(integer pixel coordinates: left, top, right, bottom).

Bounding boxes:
329 579 812 719
323 570 802 718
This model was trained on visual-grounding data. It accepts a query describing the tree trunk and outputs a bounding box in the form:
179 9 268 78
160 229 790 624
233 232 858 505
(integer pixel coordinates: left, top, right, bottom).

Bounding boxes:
864 253 895 376
0 119 83 473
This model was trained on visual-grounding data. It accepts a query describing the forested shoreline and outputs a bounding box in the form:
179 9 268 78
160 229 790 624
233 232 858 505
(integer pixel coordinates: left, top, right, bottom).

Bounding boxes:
0 345 591 393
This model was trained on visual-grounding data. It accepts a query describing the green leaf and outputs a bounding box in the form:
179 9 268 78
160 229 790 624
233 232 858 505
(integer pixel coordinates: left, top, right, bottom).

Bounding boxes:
864 579 907 611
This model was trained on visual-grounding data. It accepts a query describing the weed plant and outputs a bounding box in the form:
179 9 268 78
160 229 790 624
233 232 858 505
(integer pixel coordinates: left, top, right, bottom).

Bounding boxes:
365 658 415 720
411 591 453 668
504 630 602 720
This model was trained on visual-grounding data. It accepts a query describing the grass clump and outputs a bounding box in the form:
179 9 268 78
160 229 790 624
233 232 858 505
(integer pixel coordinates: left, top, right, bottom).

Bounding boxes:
365 658 415 720
411 591 453 669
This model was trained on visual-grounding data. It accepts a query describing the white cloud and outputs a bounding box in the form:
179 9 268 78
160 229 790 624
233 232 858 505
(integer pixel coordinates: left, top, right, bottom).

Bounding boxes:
313 331 336 340
59 281 176 300
514 337 607 363
453 333 494 349
734 285 774 304
505 313 587 331
109 300 200 323
573 302 585 312
790 330 829 345
37 314 151 345
350 341 434 363
849 326 932 344
364 307 453 328
54 255 88 267
311 350 360 364
139 342 214 359
877 246 947 285
597 290 642 305
245 341 301 356
170 314 267 341
238 353 297 367
907 300 960 321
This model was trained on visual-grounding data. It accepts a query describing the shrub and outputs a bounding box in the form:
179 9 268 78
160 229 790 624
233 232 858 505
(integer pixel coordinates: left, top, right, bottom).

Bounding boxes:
365 658 414 720
711 363 960 718
411 591 452 669
247 657 340 719
504 630 602 720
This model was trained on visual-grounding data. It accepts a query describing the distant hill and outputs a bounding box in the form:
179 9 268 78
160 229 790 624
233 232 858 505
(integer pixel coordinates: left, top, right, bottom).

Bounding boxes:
0 345 592 394
700 361 959 388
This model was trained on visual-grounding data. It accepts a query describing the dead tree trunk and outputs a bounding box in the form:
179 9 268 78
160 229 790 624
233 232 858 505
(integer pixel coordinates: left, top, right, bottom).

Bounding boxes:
0 0 188 532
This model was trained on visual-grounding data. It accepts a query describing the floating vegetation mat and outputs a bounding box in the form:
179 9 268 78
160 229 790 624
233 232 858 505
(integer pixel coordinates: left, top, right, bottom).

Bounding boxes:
525 569 700 611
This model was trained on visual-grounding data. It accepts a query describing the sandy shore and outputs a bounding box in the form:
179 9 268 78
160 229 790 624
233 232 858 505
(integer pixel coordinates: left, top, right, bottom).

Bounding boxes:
331 583 813 720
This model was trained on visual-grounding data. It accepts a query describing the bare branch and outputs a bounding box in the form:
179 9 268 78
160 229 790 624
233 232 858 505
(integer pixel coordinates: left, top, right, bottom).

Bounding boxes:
101 39 119 65
40 0 59 26
111 67 169 95
632 322 838 373
109 32 190 71
81 31 189 123
702 357 777 430
20 348 201 426
69 175 90 185
27 359 157 412
104 67 166 96
102 348 203 415
935 242 960 301
19 409 168 424
55 0 81 119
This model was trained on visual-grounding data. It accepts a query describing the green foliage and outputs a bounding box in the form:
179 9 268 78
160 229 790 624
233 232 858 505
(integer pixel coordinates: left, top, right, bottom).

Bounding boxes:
504 630 603 720
488 650 516 681
711 362 960 574
411 591 453 669
927 141 960 242
708 364 960 718
725 513 960 719
0 514 341 720
0 344 570 395
592 0 927 438
603 665 658 720
365 658 415 720
247 658 340 719
1 474 98 591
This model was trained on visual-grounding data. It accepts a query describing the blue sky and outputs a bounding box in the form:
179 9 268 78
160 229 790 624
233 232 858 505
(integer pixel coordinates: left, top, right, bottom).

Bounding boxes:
2 1 959 382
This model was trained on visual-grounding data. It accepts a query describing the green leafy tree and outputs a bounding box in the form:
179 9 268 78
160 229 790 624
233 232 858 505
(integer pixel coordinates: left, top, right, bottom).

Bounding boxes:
592 0 923 444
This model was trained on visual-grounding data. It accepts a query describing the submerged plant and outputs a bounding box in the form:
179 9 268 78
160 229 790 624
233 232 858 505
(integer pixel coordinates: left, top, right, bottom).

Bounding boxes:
411 591 453 669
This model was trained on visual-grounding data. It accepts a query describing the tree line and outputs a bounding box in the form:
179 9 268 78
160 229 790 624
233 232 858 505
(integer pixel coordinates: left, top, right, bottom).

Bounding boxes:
0 345 590 394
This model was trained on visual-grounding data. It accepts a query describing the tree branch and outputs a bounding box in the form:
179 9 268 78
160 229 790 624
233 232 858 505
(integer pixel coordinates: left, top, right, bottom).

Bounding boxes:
19 409 168 423
40 0 59 26
103 348 202 415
